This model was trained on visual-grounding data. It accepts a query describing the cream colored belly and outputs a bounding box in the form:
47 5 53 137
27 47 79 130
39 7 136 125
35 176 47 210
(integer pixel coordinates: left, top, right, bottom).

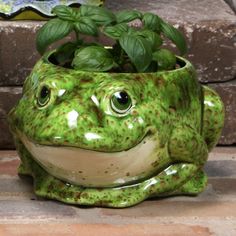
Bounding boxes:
21 135 160 187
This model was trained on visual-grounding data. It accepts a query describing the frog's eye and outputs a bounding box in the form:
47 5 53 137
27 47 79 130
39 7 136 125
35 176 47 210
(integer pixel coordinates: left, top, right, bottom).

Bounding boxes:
37 86 51 107
110 91 132 114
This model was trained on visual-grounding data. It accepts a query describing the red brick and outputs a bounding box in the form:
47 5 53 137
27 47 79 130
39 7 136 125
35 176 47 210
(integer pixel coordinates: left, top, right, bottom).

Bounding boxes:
0 159 19 176
209 178 236 195
0 224 212 236
0 151 18 159
102 201 236 218
208 147 236 160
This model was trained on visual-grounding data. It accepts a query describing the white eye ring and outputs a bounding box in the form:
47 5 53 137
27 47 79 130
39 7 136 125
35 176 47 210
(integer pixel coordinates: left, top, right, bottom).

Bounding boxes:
37 85 50 107
110 91 132 114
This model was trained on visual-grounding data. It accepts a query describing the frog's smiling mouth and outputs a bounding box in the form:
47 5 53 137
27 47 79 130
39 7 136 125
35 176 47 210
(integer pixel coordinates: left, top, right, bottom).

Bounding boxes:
19 132 162 188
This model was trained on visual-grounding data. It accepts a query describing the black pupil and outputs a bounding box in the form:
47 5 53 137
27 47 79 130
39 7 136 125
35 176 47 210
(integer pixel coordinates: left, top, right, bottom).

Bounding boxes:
116 91 129 104
40 86 49 98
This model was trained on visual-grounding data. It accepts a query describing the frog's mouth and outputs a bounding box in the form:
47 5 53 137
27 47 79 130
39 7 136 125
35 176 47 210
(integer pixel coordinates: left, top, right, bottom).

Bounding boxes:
19 133 164 188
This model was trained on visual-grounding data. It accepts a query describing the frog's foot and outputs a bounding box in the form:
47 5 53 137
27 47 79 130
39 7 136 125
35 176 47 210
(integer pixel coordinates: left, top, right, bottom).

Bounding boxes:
15 138 34 176
18 162 31 175
17 140 206 208
173 170 208 195
29 159 202 208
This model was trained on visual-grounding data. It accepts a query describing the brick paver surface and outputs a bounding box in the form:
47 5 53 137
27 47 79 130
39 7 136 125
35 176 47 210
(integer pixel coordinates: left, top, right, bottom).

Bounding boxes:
0 148 235 235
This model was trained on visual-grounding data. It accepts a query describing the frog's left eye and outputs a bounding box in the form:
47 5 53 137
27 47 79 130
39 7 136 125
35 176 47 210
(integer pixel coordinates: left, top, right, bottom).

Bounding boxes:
110 91 132 114
37 86 51 107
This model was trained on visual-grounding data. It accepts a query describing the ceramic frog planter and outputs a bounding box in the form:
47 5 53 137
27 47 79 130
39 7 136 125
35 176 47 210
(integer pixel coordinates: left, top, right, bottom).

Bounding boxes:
8 6 224 208
8 52 224 208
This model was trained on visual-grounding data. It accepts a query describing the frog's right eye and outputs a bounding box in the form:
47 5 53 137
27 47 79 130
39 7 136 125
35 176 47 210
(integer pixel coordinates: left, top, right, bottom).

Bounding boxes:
37 86 51 107
110 91 132 114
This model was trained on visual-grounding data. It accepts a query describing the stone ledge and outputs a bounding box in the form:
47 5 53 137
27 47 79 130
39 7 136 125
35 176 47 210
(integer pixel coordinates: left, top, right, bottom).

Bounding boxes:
0 0 235 85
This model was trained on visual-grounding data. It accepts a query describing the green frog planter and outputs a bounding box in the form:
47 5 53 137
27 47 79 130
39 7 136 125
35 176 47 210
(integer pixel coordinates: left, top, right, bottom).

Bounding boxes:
8 6 225 208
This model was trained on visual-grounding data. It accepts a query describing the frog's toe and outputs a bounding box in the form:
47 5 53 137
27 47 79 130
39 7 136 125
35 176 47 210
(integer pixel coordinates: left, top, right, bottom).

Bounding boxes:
17 153 34 176
177 170 208 195
18 162 31 175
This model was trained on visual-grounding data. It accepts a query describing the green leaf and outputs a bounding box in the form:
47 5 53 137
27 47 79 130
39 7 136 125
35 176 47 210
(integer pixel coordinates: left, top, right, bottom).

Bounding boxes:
116 10 142 23
52 5 79 21
79 5 115 25
72 46 115 72
135 30 163 50
119 34 152 72
142 13 161 32
74 17 98 36
103 23 129 39
152 48 176 70
54 42 79 66
36 18 73 55
160 21 187 55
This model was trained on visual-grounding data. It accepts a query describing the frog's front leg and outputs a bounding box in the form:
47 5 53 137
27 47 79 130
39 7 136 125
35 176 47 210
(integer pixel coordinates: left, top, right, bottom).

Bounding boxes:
167 124 209 195
32 161 201 208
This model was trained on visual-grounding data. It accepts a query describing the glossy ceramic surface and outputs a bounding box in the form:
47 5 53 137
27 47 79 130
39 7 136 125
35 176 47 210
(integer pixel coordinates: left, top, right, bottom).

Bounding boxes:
8 52 225 208
0 0 103 19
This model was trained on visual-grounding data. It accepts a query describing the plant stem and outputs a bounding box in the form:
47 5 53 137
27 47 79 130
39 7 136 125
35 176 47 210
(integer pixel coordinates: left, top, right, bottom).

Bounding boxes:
119 48 127 71
74 29 80 43
120 48 124 63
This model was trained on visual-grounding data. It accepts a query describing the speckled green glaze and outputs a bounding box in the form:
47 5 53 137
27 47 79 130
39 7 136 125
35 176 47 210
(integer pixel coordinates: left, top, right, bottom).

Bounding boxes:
8 52 225 208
